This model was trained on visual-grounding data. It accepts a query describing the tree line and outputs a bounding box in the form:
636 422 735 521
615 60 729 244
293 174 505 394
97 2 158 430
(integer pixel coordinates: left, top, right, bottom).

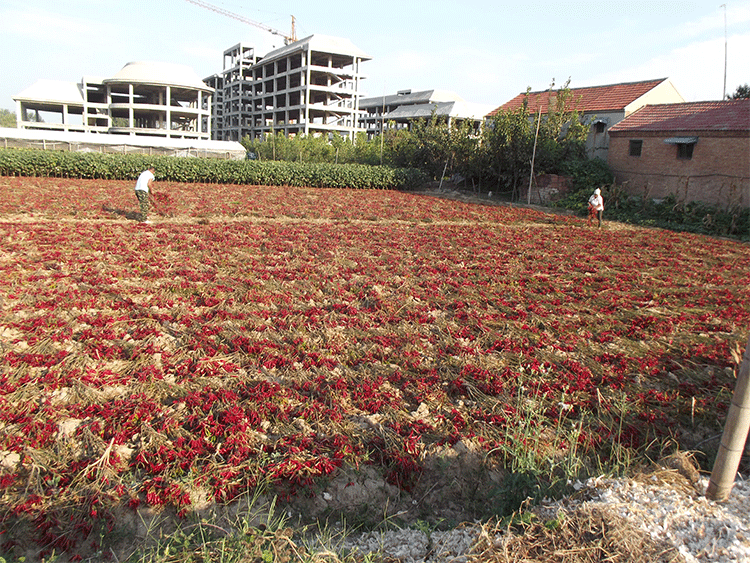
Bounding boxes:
243 81 597 201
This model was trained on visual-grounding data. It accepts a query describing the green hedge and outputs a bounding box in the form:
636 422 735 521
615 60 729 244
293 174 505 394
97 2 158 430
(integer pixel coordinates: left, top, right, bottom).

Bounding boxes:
0 149 428 190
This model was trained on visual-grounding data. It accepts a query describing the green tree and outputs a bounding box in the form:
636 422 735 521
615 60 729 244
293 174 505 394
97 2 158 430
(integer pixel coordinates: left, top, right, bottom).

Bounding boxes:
352 131 382 166
534 79 588 172
479 79 590 200
236 79 590 201
448 119 482 188
0 109 17 128
482 106 533 197
728 83 750 99
385 113 453 179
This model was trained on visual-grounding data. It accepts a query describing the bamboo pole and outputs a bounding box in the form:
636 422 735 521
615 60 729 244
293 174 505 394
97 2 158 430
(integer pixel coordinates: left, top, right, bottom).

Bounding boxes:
706 334 750 501
527 104 542 205
438 159 449 191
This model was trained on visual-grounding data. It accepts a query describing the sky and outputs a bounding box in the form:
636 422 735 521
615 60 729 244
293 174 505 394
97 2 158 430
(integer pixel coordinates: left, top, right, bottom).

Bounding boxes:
1 0 749 113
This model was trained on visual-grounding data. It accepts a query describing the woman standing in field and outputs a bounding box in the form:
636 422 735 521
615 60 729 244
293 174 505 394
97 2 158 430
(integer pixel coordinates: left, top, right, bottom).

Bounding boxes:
588 187 604 228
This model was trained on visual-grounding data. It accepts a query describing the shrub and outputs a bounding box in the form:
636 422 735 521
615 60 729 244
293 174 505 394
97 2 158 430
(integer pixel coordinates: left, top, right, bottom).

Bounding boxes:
554 158 615 212
0 148 428 190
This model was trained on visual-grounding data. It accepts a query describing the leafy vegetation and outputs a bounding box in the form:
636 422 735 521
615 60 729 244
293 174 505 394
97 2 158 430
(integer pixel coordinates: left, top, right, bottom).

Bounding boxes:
242 80 590 197
602 191 750 240
0 148 428 190
0 109 16 129
728 83 750 100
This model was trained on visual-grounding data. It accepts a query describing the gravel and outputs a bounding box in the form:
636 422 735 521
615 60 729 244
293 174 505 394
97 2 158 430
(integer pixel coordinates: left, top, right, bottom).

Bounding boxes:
338 473 750 562
580 475 750 563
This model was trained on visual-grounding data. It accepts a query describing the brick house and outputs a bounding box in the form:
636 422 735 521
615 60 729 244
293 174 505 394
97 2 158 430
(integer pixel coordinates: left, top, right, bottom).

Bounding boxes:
487 78 684 160
607 100 750 209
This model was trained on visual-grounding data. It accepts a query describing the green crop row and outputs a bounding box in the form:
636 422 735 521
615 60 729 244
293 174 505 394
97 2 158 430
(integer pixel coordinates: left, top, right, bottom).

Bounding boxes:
0 148 429 190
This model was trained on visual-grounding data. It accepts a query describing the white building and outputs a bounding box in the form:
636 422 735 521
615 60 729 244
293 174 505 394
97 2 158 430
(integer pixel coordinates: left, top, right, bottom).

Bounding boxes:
14 62 214 141
359 89 494 138
205 34 371 141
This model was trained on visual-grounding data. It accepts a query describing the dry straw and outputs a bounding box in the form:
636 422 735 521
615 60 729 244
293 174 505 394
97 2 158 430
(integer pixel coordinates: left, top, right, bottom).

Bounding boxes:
469 504 683 563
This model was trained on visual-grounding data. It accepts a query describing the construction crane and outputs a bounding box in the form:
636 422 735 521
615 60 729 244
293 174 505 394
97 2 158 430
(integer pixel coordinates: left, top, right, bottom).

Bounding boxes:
185 0 296 45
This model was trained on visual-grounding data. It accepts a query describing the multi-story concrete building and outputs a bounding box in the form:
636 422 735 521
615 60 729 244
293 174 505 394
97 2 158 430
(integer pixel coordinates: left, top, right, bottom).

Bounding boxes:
359 89 493 138
204 44 258 141
205 34 371 142
14 61 214 140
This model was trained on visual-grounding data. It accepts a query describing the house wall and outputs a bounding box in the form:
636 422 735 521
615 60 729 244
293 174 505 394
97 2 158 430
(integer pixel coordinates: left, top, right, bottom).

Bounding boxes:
624 79 684 113
583 110 624 160
584 82 684 161
521 173 572 205
608 131 750 209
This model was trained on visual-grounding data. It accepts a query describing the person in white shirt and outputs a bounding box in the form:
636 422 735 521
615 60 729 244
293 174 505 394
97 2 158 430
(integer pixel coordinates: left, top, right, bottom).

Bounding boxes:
588 187 604 228
134 167 156 223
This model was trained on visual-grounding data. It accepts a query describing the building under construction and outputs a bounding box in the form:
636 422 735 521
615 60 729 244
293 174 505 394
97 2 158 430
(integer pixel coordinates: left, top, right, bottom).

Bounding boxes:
204 35 371 142
14 62 214 141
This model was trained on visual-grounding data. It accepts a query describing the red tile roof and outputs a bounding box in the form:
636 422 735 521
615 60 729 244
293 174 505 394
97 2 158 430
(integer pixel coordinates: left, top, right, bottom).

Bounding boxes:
487 79 669 118
608 100 750 133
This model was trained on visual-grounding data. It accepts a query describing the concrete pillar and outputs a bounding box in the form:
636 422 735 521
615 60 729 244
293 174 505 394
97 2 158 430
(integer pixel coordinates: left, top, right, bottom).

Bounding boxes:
304 48 310 135
205 92 212 136
128 84 134 133
166 85 172 137
353 56 361 139
106 86 112 130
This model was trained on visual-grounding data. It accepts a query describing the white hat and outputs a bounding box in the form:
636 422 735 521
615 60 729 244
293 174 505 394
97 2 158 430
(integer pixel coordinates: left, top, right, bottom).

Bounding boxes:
594 188 601 195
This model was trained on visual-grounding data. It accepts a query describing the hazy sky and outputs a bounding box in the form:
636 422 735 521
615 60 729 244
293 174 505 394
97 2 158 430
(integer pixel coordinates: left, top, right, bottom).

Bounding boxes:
1 0 748 112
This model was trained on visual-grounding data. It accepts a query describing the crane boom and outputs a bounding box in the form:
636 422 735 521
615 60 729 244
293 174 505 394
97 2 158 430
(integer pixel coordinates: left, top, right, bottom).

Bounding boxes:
184 0 296 44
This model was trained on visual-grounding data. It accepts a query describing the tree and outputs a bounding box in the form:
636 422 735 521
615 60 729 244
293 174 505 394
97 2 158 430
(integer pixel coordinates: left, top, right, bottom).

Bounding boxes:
0 109 17 128
482 107 533 197
478 79 589 199
728 84 750 99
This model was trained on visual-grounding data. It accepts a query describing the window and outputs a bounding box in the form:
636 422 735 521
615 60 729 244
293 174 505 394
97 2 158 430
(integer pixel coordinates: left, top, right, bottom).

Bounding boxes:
677 143 694 160
629 140 643 157
594 122 606 134
664 136 698 159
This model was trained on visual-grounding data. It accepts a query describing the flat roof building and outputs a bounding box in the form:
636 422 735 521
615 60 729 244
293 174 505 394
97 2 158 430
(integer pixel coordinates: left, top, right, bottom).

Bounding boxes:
14 62 214 141
359 89 493 137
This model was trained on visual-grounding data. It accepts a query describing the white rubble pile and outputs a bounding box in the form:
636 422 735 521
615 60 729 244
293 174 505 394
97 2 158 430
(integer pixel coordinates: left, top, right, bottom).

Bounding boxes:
341 526 477 562
335 475 750 562
579 475 750 563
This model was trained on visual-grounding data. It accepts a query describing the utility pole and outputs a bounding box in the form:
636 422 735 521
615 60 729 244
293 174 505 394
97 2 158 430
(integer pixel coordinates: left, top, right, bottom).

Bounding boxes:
528 103 542 205
380 90 385 165
528 83 553 205
721 3 727 99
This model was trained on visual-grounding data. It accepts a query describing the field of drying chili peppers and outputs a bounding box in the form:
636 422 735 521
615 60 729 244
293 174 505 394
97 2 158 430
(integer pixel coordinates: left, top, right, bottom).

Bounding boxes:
1 175 749 559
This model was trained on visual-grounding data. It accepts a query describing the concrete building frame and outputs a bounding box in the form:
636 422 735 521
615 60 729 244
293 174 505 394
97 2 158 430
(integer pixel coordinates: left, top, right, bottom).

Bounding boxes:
205 35 370 142
14 62 214 141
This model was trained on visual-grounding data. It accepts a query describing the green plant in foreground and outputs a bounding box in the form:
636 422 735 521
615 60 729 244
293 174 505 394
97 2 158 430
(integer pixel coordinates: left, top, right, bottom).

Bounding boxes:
117 485 383 563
